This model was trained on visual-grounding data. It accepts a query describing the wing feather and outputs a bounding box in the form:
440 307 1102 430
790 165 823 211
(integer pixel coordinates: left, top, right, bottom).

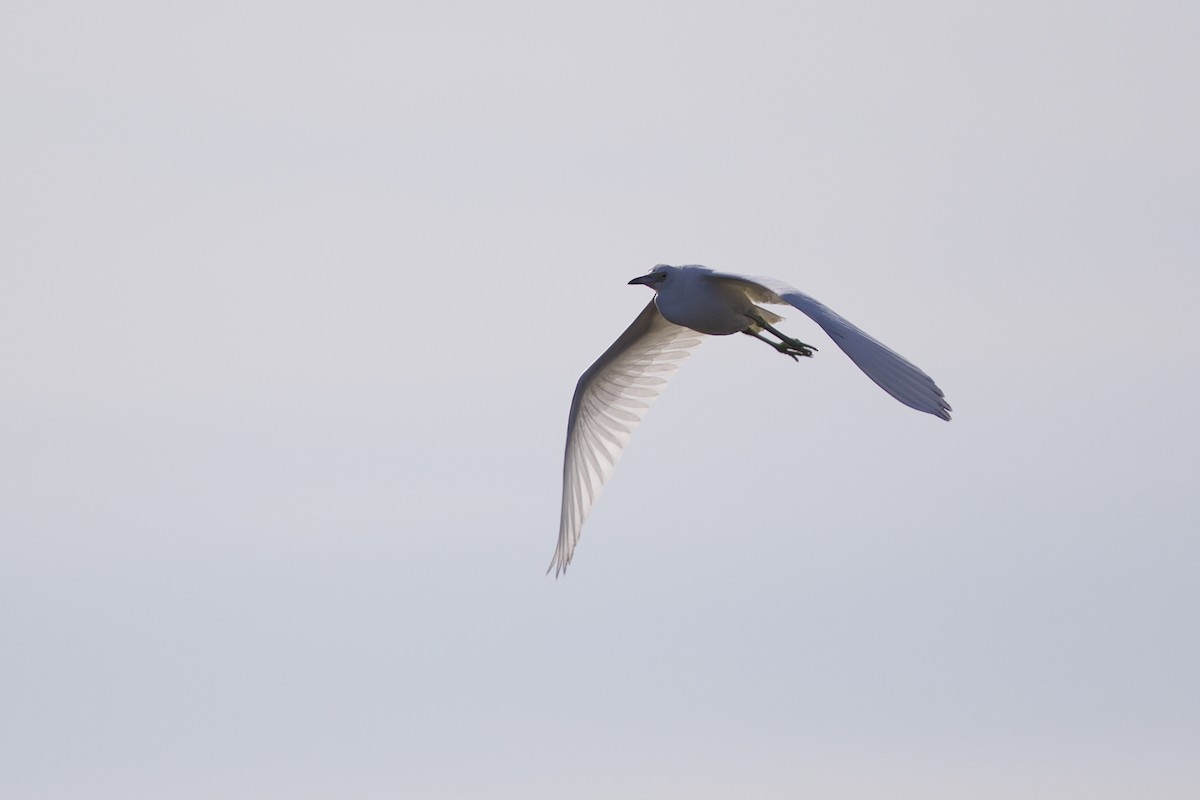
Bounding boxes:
707 270 952 420
550 300 703 576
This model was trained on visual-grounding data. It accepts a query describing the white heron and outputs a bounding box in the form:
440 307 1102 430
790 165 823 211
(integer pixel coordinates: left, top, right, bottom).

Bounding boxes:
550 264 951 576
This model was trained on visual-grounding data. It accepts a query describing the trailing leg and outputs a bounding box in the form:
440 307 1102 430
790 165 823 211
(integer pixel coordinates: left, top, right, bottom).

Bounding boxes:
744 311 817 359
742 328 814 360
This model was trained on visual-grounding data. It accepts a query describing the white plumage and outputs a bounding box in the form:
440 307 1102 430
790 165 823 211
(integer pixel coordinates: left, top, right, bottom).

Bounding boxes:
549 264 951 576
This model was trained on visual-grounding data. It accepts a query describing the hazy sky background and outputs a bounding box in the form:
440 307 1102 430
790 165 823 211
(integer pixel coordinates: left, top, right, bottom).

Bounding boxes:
2 1 1197 797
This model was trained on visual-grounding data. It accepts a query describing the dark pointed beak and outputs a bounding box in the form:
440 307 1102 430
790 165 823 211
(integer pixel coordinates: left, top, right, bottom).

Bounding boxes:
628 274 655 286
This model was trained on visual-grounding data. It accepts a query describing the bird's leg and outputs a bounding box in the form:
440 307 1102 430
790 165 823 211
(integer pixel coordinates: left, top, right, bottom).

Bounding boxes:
742 329 807 361
744 312 817 359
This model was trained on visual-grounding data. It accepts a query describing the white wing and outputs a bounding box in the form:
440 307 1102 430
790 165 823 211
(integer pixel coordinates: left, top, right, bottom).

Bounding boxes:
550 300 703 576
707 270 952 420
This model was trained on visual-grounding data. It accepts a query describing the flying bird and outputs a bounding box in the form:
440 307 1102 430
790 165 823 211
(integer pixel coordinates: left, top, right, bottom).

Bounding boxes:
550 264 951 576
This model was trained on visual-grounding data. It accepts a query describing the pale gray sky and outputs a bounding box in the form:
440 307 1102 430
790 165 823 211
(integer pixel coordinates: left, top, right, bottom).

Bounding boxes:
2 1 1198 798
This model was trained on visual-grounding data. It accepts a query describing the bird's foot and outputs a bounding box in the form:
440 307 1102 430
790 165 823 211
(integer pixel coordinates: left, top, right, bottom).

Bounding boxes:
785 335 817 355
743 326 817 359
774 341 815 360
744 313 818 359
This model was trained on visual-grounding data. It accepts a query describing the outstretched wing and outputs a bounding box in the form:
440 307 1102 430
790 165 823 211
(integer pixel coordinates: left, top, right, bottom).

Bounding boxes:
707 270 952 420
550 300 703 576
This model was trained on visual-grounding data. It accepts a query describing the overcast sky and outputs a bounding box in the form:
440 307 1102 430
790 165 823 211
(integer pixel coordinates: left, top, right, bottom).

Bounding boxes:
2 2 1198 798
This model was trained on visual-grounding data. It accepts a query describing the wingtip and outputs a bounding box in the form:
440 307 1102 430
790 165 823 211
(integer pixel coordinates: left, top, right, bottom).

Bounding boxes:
546 553 569 579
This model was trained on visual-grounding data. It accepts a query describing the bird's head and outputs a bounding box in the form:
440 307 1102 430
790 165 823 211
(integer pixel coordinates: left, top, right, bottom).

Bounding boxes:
628 264 674 289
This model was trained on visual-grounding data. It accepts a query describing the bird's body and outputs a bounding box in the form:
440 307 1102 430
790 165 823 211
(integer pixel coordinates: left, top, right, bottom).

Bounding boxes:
549 264 951 576
650 268 769 334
